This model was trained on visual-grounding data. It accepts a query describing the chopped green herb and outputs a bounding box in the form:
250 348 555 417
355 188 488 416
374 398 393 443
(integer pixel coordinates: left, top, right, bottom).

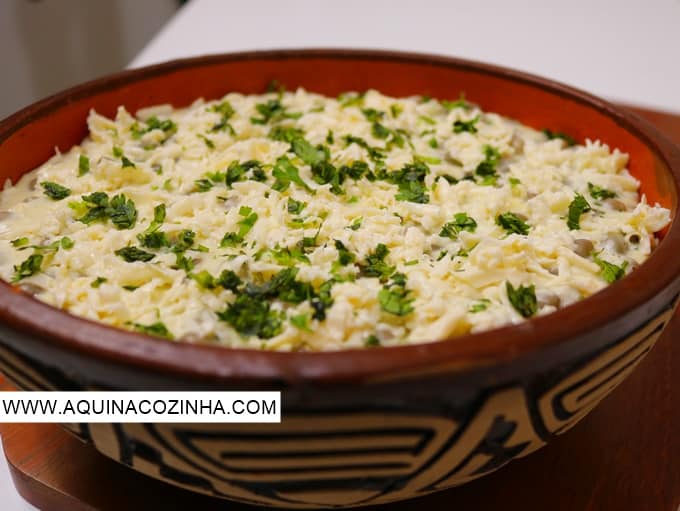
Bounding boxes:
588 182 617 200
509 177 521 186
122 285 139 292
73 192 137 229
326 130 334 144
334 240 356 267
343 135 385 163
567 193 592 230
291 137 328 166
198 134 215 149
78 154 90 176
272 156 312 192
107 194 138 229
290 313 312 332
378 273 414 316
372 122 391 139
506 282 537 318
359 243 395 282
383 160 430 203
225 160 266 187
348 217 363 230
338 92 365 108
250 99 300 124
268 245 310 266
218 294 283 338
287 198 307 214
496 212 530 235
131 116 177 141
428 138 439 148
439 213 477 239
453 116 480 134
217 269 242 292
60 237 74 250
542 129 576 146
192 270 217 289
475 145 501 183
132 321 173 339
390 104 403 118
469 299 491 313
138 231 169 249
194 178 214 192
90 276 107 288
209 101 236 133
11 253 43 282
41 181 71 200
220 207 258 247
593 253 628 283
441 95 470 111
365 334 381 347
115 246 155 263
11 238 29 248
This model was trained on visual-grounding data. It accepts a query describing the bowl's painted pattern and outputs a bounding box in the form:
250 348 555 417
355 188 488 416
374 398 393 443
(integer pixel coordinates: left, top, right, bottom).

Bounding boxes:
1 49 679 508
0 293 676 508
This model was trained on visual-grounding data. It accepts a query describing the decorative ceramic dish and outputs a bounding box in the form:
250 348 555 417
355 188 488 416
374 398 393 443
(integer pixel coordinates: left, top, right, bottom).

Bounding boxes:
0 49 678 509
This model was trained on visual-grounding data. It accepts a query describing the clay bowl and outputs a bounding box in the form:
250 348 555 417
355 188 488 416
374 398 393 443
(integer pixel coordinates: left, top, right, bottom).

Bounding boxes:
0 49 679 509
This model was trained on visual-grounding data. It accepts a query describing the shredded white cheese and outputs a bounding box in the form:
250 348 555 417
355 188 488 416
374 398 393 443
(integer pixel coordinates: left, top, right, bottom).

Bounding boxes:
0 89 670 350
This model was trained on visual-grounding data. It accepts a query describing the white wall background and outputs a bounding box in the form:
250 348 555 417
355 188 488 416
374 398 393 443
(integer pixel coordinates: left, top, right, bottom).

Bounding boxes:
0 0 179 119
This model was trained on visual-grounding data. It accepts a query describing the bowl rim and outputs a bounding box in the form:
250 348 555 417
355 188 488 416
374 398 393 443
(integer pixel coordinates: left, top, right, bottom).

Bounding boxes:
1 48 679 384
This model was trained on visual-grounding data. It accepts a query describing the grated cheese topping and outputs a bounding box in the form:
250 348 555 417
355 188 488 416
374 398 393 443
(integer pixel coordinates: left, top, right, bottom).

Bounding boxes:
0 89 670 350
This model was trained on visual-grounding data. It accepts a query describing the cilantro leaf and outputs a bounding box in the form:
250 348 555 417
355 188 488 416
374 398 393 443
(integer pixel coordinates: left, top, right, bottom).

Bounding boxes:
78 154 90 176
11 253 43 282
453 116 479 133
383 160 430 204
593 254 628 283
107 194 138 229
496 212 530 235
41 181 71 200
378 273 414 316
475 145 501 183
439 213 477 239
225 160 266 187
359 243 395 282
115 246 155 263
272 156 312 192
290 313 312 332
287 198 307 214
588 182 617 200
90 276 107 288
216 269 242 292
567 193 592 230
506 282 537 318
132 321 173 339
218 294 284 338
365 335 381 347
542 129 576 146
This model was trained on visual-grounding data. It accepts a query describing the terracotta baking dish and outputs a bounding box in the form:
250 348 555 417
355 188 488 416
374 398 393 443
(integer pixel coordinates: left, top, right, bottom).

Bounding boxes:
0 49 679 509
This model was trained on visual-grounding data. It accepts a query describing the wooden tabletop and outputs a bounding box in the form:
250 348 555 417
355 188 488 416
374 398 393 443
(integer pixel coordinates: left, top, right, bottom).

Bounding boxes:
0 104 678 511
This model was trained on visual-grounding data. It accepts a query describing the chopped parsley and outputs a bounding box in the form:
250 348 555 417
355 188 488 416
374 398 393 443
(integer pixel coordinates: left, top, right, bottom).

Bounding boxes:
272 156 312 192
250 99 300 124
365 334 381 347
225 160 266 187
78 154 90 176
453 116 479 134
475 145 501 184
343 135 385 163
378 273 414 316
287 198 307 214
11 253 43 282
542 129 576 146
90 276 107 288
220 206 258 247
290 313 312 332
439 213 477 239
194 178 213 192
383 160 430 204
198 134 215 149
593 254 628 283
72 192 137 229
333 240 356 270
11 237 29 248
441 95 470 111
359 243 395 283
131 116 177 141
506 282 537 318
567 193 592 230
390 104 403 118
132 321 173 339
115 246 155 263
218 294 284 338
469 299 491 313
209 101 236 133
496 212 530 235
348 217 363 230
41 181 71 200
588 182 617 200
